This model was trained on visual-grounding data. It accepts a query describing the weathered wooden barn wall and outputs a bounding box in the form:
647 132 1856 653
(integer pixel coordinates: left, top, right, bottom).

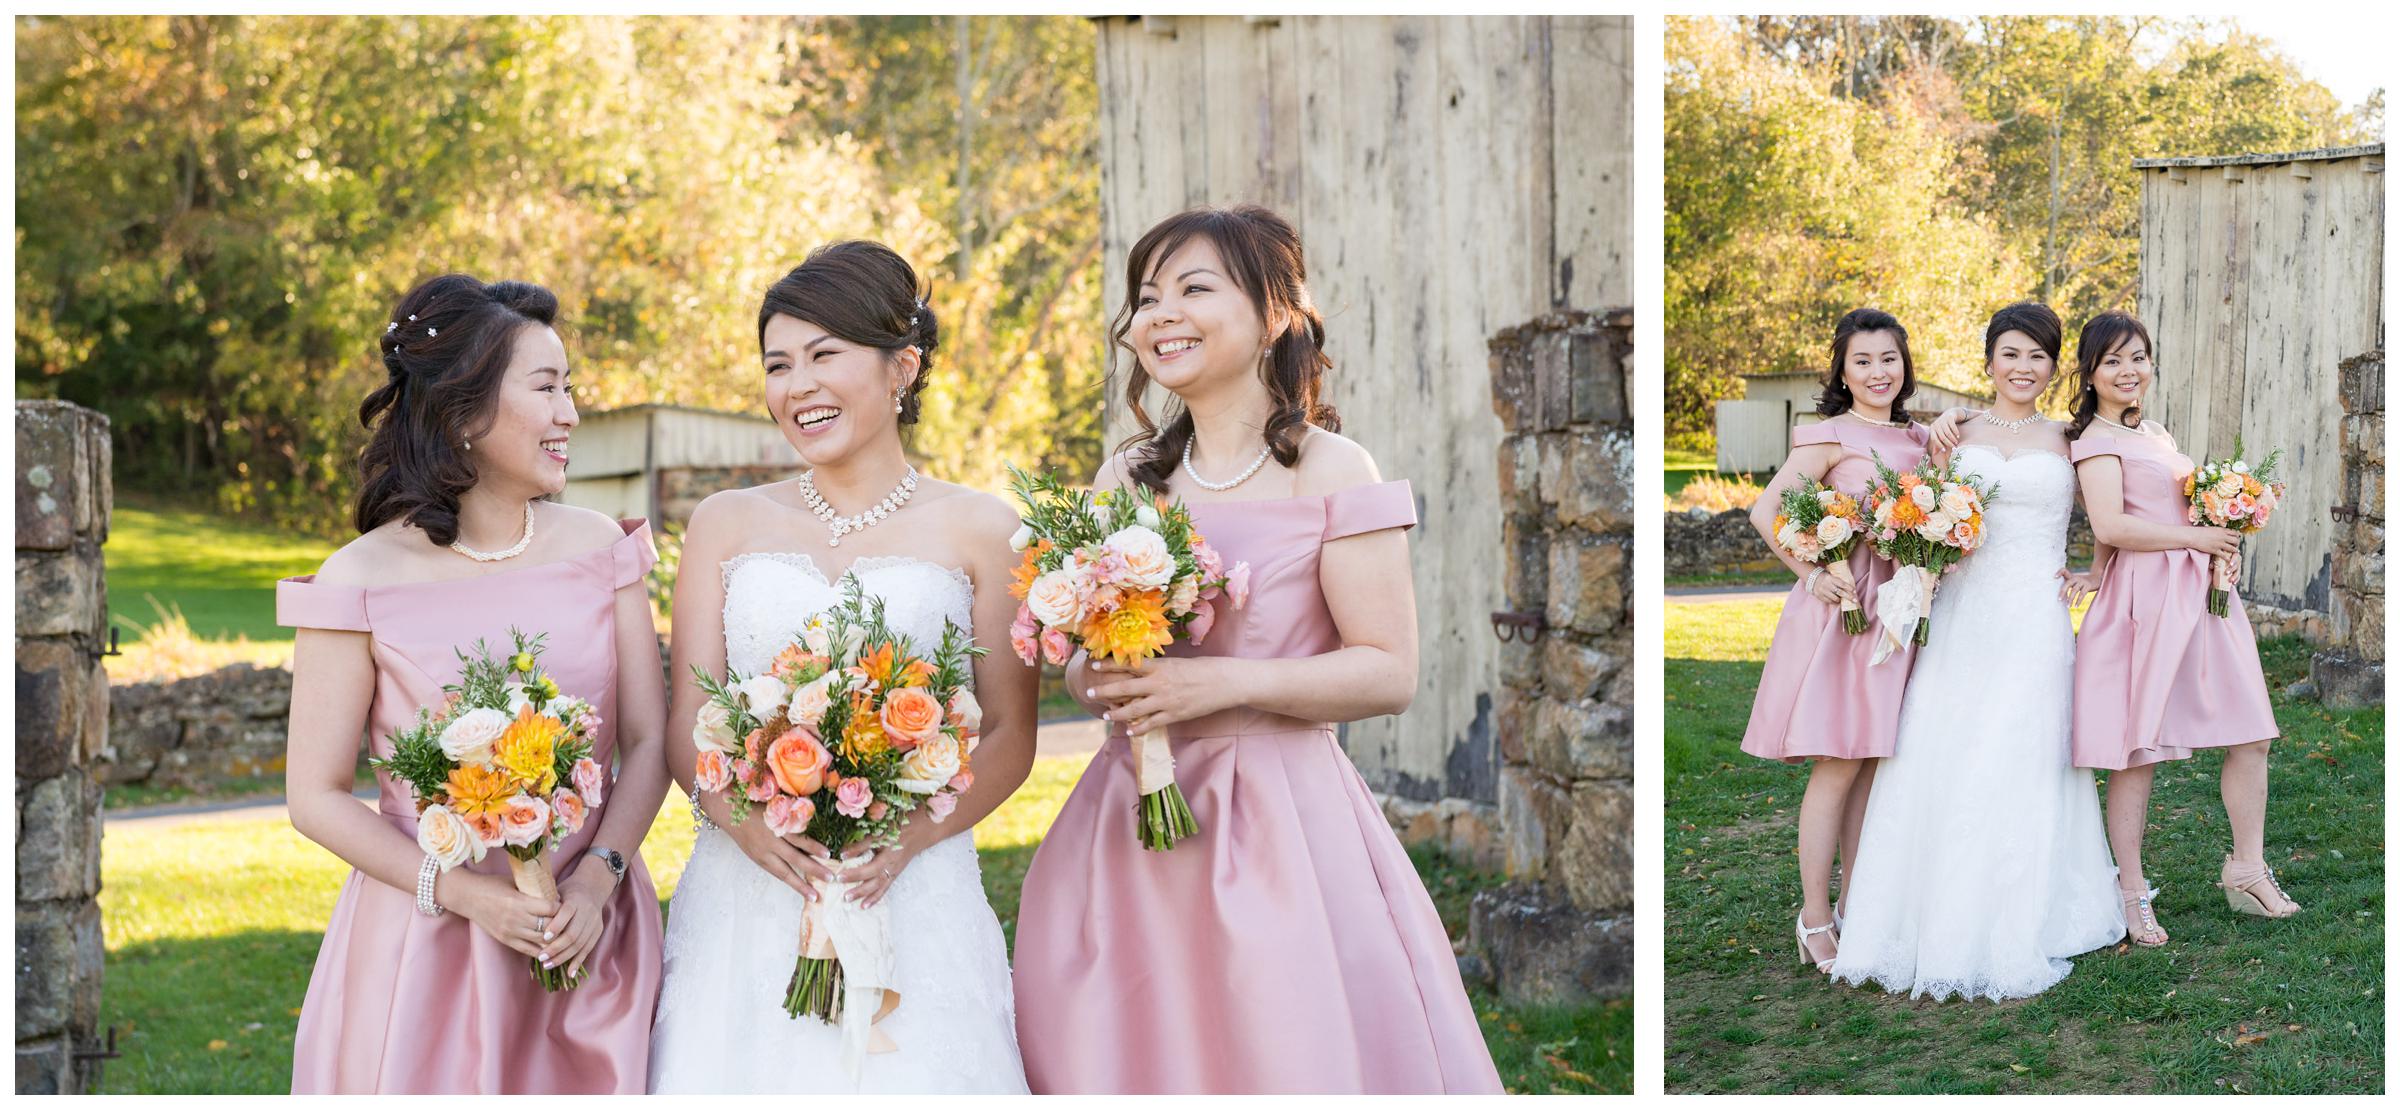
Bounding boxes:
2136 144 2385 616
1093 15 1633 804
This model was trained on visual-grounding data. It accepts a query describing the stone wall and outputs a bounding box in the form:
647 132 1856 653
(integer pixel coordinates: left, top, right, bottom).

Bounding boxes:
1665 508 1775 579
15 401 111 1094
104 666 295 790
2313 349 2385 707
1461 309 1634 1005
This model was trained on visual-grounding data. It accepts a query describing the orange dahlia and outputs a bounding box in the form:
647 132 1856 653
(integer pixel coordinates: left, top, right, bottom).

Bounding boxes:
1009 540 1053 601
840 693 891 760
1079 589 1174 666
445 763 515 818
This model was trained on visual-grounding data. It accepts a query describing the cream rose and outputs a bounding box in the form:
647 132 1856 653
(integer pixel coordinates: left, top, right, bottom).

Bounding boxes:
947 687 983 733
1909 484 1938 509
439 707 510 764
1026 568 1085 628
416 803 483 869
736 674 788 721
1814 515 1854 547
785 672 836 730
1938 487 1977 520
1105 525 1176 588
899 733 964 793
691 699 738 754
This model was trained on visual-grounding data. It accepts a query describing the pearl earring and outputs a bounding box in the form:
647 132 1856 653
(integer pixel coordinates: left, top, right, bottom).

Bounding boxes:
461 439 472 451
893 391 903 414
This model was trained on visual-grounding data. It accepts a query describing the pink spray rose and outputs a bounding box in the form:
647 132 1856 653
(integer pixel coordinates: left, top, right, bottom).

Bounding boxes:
927 791 958 822
764 794 816 838
572 758 606 809
834 776 873 819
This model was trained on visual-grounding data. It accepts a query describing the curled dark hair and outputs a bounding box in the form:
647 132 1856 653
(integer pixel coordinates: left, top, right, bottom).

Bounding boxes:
757 241 938 425
1815 308 1917 422
1983 299 2063 368
2067 310 2154 440
1111 204 1339 494
355 274 560 546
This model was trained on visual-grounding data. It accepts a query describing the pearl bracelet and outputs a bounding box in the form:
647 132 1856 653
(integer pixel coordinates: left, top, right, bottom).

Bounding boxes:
416 854 445 917
689 793 718 834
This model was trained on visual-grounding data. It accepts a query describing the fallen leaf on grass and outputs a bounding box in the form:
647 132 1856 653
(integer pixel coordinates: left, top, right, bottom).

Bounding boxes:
1751 994 1767 1002
2286 1024 2304 1032
206 1040 228 1051
2008 1064 2030 1074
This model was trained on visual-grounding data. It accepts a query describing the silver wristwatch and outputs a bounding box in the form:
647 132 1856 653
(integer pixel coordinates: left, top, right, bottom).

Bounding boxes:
586 845 627 885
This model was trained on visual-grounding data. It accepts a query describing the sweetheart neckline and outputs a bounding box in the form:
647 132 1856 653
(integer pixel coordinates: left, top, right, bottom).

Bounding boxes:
1953 443 2073 464
720 550 974 594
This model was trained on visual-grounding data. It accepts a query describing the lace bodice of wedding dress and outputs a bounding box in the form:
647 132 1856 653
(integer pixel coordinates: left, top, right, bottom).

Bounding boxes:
649 553 1027 1093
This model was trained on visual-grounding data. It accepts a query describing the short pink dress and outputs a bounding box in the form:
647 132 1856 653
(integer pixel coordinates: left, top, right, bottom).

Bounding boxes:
278 519 664 1094
2069 434 2279 769
1740 420 1929 763
1011 480 1503 1094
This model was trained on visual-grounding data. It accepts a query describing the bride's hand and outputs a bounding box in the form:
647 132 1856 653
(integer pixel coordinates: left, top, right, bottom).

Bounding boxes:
839 842 915 908
723 808 836 901
1090 657 1233 734
1927 407 1972 453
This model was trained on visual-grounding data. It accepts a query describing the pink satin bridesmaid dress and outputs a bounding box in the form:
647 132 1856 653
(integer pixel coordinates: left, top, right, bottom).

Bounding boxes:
1011 480 1503 1094
277 519 664 1093
1741 420 1930 762
2069 434 2278 768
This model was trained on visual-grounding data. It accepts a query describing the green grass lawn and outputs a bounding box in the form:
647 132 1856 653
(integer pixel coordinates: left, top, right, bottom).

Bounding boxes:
105 500 340 644
1664 598 2384 1094
97 752 1623 1094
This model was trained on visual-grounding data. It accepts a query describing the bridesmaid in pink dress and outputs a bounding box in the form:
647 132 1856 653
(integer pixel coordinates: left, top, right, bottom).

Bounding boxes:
1012 206 1502 1093
280 275 669 1093
1738 308 1932 973
2066 310 2295 947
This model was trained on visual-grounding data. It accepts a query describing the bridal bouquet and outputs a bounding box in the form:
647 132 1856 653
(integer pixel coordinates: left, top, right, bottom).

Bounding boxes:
1005 464 1248 851
2185 439 2285 617
371 630 606 991
1864 452 1997 661
689 578 983 1056
1774 477 1870 634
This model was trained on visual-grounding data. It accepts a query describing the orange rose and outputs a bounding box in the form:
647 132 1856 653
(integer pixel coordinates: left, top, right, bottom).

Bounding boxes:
765 728 833 797
880 687 945 751
498 794 552 848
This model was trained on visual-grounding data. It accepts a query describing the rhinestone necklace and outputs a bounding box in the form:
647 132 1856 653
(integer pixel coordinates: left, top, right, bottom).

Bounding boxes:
1981 410 2042 434
800 466 917 547
451 503 536 562
1182 439 1273 492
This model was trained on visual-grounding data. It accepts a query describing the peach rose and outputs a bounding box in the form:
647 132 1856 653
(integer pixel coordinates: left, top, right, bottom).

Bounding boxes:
741 760 778 803
766 729 833 797
948 770 975 793
765 794 816 838
927 791 958 822
1040 627 1072 666
415 803 484 869
499 794 552 848
572 758 606 809
694 749 733 794
465 811 507 848
880 687 945 751
549 789 587 835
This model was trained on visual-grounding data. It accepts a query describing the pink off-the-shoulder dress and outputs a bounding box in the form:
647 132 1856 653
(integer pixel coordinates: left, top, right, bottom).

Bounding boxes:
277 519 664 1094
1740 420 1929 762
1011 480 1504 1094
2069 434 2279 769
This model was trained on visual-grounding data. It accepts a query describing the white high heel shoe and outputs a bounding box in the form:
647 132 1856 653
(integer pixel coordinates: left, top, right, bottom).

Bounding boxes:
1794 914 1839 973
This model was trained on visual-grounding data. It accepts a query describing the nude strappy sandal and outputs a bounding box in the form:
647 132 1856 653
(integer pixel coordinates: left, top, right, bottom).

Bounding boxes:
2219 855 2301 918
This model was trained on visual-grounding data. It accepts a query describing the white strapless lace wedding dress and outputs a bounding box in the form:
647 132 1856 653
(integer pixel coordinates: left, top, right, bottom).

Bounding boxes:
1828 445 2127 1002
649 553 1028 1093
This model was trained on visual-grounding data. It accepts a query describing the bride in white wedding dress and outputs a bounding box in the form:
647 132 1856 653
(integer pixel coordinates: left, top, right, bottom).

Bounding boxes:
649 243 1035 1092
1828 304 2125 1002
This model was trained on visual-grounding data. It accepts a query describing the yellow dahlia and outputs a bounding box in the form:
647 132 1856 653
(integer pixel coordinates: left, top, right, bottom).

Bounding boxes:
493 705 562 794
445 763 515 819
1080 589 1174 667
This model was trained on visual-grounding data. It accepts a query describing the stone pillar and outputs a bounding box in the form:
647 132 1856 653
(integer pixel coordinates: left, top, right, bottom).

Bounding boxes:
2313 349 2385 707
15 401 111 1094
1465 309 1633 1005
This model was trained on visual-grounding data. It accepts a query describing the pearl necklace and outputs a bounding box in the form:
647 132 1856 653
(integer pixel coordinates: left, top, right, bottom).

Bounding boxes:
1182 439 1272 492
800 466 917 547
1981 411 2041 434
2095 414 2151 435
451 503 536 562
